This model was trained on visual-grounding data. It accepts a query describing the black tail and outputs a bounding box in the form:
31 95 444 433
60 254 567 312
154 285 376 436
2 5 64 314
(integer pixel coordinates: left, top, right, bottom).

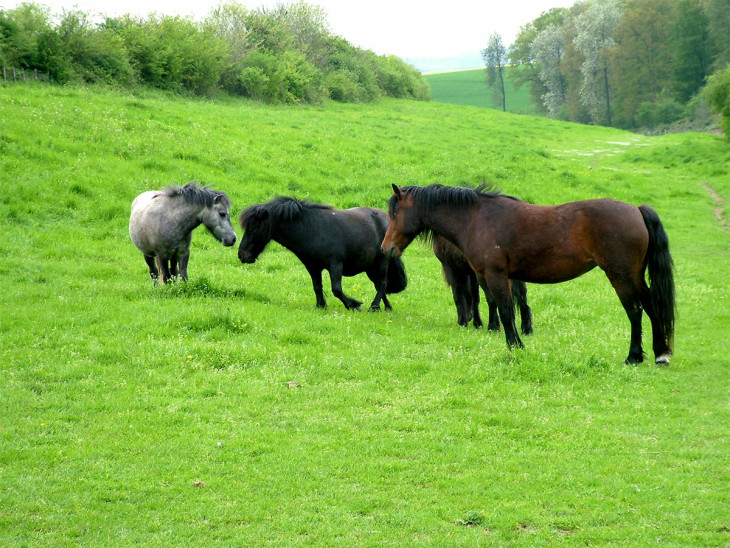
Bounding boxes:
385 257 407 294
639 205 676 351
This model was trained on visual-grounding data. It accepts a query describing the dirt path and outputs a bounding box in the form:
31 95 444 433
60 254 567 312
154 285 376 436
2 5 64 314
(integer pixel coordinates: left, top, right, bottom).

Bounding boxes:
698 182 728 232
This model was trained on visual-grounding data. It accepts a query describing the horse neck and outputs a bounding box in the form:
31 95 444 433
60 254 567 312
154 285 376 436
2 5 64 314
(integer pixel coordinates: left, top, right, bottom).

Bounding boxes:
268 217 304 252
421 204 474 249
171 199 204 233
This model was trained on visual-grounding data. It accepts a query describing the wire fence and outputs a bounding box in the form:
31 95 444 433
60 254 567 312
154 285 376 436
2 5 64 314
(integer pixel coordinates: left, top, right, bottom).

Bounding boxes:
2 67 51 83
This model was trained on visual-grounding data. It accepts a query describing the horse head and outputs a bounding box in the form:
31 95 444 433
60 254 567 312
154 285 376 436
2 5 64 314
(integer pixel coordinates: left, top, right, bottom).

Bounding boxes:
238 205 272 263
200 193 237 247
381 184 422 258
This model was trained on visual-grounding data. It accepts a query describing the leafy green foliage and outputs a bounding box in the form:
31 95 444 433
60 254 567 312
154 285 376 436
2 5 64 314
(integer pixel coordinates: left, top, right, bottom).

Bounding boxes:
704 64 730 136
1 84 728 545
0 1 429 104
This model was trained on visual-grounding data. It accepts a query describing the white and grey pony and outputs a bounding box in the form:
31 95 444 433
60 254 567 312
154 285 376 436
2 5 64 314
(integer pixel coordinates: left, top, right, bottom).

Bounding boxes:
129 181 237 283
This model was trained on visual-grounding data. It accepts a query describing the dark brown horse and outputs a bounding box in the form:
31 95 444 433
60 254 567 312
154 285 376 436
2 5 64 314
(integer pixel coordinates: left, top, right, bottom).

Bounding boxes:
433 235 532 333
382 184 675 364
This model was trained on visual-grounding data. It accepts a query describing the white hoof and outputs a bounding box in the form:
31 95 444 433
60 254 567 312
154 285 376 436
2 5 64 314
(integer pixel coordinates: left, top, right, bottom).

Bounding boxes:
655 353 671 365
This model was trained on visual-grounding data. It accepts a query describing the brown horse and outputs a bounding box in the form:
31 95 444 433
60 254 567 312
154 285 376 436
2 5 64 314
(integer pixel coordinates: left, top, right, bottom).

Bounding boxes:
382 184 675 365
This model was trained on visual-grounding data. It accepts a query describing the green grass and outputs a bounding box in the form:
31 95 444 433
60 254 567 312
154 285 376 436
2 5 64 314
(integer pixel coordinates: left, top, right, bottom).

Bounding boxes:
1 82 729 546
424 67 540 114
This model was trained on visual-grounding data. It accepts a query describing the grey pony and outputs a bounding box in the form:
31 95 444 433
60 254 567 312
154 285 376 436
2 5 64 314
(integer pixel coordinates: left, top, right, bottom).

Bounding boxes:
129 181 237 283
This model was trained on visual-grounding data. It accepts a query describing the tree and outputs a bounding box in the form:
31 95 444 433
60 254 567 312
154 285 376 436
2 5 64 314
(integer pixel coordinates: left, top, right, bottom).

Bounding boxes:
703 0 730 70
704 64 730 137
573 0 621 126
531 25 567 117
508 8 569 115
610 0 674 128
672 0 714 102
482 32 507 111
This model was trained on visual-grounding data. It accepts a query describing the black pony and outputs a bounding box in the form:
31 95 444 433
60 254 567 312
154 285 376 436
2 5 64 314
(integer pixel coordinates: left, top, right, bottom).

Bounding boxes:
239 197 407 310
433 235 533 334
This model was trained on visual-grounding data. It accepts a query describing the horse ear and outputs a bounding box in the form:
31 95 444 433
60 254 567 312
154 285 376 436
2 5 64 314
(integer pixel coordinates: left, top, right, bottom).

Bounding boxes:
391 184 402 198
214 194 222 204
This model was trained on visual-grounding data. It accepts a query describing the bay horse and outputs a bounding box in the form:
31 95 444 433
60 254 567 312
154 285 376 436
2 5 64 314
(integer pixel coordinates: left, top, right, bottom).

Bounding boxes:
238 197 407 311
129 182 237 283
434 235 533 334
382 184 675 364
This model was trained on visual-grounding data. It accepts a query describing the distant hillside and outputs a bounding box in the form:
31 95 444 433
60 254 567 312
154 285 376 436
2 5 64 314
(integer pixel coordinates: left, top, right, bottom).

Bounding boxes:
424 67 540 115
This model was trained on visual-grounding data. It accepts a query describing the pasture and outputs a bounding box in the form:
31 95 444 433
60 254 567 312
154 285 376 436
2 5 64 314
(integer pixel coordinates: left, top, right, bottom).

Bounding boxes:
424 67 540 114
1 83 729 546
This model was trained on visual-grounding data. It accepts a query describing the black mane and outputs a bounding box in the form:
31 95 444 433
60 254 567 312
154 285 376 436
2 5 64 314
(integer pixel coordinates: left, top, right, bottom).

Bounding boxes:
164 181 231 208
239 196 332 237
388 183 514 218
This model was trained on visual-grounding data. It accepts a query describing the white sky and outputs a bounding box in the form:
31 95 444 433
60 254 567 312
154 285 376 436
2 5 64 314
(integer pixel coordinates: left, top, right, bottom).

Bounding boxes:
2 0 576 60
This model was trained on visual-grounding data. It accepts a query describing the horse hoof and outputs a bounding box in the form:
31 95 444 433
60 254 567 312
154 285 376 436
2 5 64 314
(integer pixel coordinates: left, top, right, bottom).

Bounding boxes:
625 356 642 365
655 354 671 366
369 306 381 312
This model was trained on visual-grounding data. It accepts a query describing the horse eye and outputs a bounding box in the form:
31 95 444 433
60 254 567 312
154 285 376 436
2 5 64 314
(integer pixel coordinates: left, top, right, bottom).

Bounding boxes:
219 212 226 218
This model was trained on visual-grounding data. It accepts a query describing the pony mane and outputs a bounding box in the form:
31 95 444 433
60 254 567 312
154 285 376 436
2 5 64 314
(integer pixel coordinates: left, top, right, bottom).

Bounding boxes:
388 183 513 218
239 196 332 236
164 181 231 208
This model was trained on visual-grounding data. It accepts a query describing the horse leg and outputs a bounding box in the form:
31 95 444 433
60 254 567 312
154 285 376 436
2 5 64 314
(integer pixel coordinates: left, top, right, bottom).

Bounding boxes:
607 274 645 364
329 264 362 311
169 253 179 280
479 276 500 331
443 262 472 326
638 280 672 365
469 271 483 329
512 280 533 335
178 249 190 281
305 265 327 308
157 256 172 284
366 261 388 311
381 294 392 311
479 273 523 349
144 255 159 283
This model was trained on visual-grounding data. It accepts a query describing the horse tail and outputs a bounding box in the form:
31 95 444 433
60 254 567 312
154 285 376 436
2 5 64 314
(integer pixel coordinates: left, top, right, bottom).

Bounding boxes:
639 205 676 350
386 257 408 294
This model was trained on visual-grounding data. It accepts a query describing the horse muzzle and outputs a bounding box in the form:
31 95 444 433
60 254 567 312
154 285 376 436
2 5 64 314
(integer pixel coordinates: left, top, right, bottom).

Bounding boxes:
382 244 402 259
222 235 237 247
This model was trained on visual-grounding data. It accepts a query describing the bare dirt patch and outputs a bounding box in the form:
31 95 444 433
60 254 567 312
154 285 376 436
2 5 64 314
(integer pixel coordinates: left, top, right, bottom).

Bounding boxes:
698 182 728 232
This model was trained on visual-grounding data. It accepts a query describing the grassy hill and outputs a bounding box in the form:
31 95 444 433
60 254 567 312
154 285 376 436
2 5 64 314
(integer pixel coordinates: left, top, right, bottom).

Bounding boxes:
424 67 540 114
1 83 729 546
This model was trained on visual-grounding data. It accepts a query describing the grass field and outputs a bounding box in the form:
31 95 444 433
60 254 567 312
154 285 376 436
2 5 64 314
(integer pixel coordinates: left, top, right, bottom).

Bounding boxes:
1 82 729 546
424 67 540 115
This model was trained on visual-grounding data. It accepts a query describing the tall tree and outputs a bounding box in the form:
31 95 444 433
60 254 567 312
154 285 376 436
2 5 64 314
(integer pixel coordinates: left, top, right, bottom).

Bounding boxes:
611 0 675 127
573 0 621 126
672 0 714 102
703 0 730 70
531 24 567 117
508 8 568 115
482 32 507 111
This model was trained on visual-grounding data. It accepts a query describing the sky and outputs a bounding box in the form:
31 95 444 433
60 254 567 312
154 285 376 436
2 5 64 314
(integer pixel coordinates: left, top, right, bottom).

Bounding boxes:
1 0 577 70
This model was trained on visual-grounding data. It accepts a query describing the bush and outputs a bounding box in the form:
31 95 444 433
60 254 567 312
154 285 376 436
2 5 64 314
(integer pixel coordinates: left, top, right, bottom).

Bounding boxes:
703 64 730 136
635 91 685 128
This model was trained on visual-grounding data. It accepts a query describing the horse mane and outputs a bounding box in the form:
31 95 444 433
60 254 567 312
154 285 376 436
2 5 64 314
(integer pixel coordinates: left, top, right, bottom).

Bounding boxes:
164 181 231 208
387 183 519 247
388 183 516 218
239 196 332 237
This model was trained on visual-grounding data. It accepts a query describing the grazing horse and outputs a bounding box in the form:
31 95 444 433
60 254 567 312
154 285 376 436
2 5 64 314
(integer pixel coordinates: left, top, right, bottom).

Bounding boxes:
238 197 407 311
129 182 237 283
433 235 533 334
382 184 675 365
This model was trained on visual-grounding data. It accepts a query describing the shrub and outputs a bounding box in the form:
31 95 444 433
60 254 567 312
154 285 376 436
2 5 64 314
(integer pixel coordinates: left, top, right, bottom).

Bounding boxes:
703 64 730 136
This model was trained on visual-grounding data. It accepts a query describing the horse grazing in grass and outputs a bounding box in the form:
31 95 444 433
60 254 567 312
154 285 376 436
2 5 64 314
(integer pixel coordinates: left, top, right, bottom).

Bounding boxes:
433 235 532 334
129 182 237 284
238 197 407 311
382 184 675 365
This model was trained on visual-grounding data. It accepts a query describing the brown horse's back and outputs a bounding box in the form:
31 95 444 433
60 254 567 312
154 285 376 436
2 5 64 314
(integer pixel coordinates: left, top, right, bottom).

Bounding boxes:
484 198 648 284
